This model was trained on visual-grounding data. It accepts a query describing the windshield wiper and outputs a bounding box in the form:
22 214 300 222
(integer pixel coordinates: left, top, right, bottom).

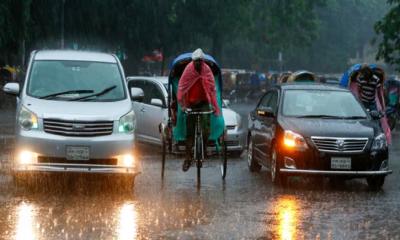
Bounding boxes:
68 85 117 101
297 115 344 119
39 89 94 99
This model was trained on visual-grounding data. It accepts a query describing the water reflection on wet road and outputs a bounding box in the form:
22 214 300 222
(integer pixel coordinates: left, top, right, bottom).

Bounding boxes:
0 105 399 239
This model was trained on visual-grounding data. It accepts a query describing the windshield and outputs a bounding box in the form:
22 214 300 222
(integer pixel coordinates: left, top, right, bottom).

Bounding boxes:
282 90 367 118
27 60 126 101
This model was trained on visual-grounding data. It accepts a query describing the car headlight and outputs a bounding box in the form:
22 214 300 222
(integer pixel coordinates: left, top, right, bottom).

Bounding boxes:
17 150 38 165
18 106 38 130
117 154 135 167
283 130 308 150
371 133 387 151
118 110 135 133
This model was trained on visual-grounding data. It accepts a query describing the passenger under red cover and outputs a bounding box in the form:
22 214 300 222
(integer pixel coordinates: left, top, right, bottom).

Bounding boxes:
177 61 220 115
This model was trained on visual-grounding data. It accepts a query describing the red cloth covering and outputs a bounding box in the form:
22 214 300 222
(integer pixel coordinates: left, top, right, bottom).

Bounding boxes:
187 80 208 105
177 61 220 115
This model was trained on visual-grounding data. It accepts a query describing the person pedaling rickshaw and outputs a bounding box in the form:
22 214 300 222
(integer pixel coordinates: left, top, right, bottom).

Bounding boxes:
175 49 221 171
340 63 392 144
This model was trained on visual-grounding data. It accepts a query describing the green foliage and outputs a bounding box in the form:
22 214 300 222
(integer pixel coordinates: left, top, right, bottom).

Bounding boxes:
375 0 400 70
0 0 388 73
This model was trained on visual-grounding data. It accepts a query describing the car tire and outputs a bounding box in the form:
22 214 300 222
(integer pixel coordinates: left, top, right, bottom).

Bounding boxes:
231 150 243 158
366 176 385 190
247 137 261 172
270 145 287 187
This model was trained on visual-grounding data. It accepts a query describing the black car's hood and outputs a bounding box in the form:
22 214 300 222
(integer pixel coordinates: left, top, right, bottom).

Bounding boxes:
279 117 377 138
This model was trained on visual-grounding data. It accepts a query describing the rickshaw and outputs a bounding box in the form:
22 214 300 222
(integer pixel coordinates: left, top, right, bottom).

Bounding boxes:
340 64 392 144
161 52 227 185
384 76 400 130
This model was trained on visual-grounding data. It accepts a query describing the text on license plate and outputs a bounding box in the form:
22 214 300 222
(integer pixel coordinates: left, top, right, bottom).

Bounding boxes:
331 157 351 170
66 146 90 160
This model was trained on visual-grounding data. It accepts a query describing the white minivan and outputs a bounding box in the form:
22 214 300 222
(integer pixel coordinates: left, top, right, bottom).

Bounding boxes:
3 50 141 185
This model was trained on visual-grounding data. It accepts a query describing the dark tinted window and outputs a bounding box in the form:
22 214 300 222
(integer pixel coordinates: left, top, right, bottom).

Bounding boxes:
145 82 165 106
128 80 145 90
258 92 272 109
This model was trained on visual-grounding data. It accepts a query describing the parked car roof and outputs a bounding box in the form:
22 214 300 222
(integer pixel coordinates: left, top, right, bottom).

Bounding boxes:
34 50 117 63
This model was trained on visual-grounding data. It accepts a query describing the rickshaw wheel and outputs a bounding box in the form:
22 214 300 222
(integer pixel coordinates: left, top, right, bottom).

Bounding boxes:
167 140 173 154
161 138 167 179
220 140 228 179
197 164 201 187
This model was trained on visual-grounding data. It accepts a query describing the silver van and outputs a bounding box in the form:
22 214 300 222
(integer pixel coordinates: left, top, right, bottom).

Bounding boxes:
3 50 140 182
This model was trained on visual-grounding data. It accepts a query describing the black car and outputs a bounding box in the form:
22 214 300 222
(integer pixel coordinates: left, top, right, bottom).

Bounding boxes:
247 84 392 189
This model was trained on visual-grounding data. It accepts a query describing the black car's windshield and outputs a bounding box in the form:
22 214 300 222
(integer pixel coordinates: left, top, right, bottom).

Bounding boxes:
27 60 126 101
282 89 367 118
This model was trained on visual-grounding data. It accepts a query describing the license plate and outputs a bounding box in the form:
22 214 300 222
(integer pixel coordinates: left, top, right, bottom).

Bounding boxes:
66 146 90 160
331 157 351 170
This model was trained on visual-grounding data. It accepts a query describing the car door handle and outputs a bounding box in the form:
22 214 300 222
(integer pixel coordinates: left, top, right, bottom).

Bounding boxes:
140 108 146 112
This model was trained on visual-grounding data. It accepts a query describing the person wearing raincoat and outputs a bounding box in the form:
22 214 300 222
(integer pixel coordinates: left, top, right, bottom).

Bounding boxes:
340 64 392 144
177 48 221 171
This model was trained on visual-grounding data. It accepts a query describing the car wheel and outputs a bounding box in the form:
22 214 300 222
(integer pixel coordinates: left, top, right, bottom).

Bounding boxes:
271 145 287 187
247 137 261 172
232 150 243 158
366 176 385 190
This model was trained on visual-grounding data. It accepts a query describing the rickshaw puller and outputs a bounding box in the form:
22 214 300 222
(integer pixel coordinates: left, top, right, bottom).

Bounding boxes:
177 48 221 171
356 64 384 111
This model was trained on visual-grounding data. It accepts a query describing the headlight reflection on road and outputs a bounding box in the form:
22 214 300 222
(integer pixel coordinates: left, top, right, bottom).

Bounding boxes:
117 203 138 240
276 196 299 240
15 202 37 240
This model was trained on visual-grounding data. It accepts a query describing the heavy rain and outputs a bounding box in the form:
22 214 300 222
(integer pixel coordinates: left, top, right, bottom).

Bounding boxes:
1 1 400 239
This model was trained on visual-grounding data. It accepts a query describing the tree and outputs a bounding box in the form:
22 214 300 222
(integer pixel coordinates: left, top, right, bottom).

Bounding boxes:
375 0 400 70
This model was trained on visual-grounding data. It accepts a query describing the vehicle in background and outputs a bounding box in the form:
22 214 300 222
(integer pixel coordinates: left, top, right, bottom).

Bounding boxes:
127 76 245 155
319 74 341 85
247 84 391 189
3 50 140 188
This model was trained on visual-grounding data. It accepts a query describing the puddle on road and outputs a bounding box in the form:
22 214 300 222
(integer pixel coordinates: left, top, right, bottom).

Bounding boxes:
0 180 216 239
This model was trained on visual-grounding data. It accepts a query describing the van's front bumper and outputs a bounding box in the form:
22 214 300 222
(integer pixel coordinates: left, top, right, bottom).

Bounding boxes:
14 130 139 175
14 163 137 175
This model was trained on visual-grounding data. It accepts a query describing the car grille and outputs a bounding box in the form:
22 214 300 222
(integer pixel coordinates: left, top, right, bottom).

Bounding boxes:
43 119 114 137
225 140 240 147
311 137 368 153
38 156 117 165
226 125 236 130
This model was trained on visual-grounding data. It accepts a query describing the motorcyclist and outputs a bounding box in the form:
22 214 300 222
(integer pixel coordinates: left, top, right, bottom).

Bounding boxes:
177 48 220 171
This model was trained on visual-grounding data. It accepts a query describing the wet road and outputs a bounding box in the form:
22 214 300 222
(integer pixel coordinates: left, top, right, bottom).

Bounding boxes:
1 105 400 239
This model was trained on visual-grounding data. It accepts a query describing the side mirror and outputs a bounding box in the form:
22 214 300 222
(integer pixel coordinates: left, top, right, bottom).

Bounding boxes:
257 107 275 118
150 98 164 108
369 110 382 120
130 87 144 102
3 82 20 95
